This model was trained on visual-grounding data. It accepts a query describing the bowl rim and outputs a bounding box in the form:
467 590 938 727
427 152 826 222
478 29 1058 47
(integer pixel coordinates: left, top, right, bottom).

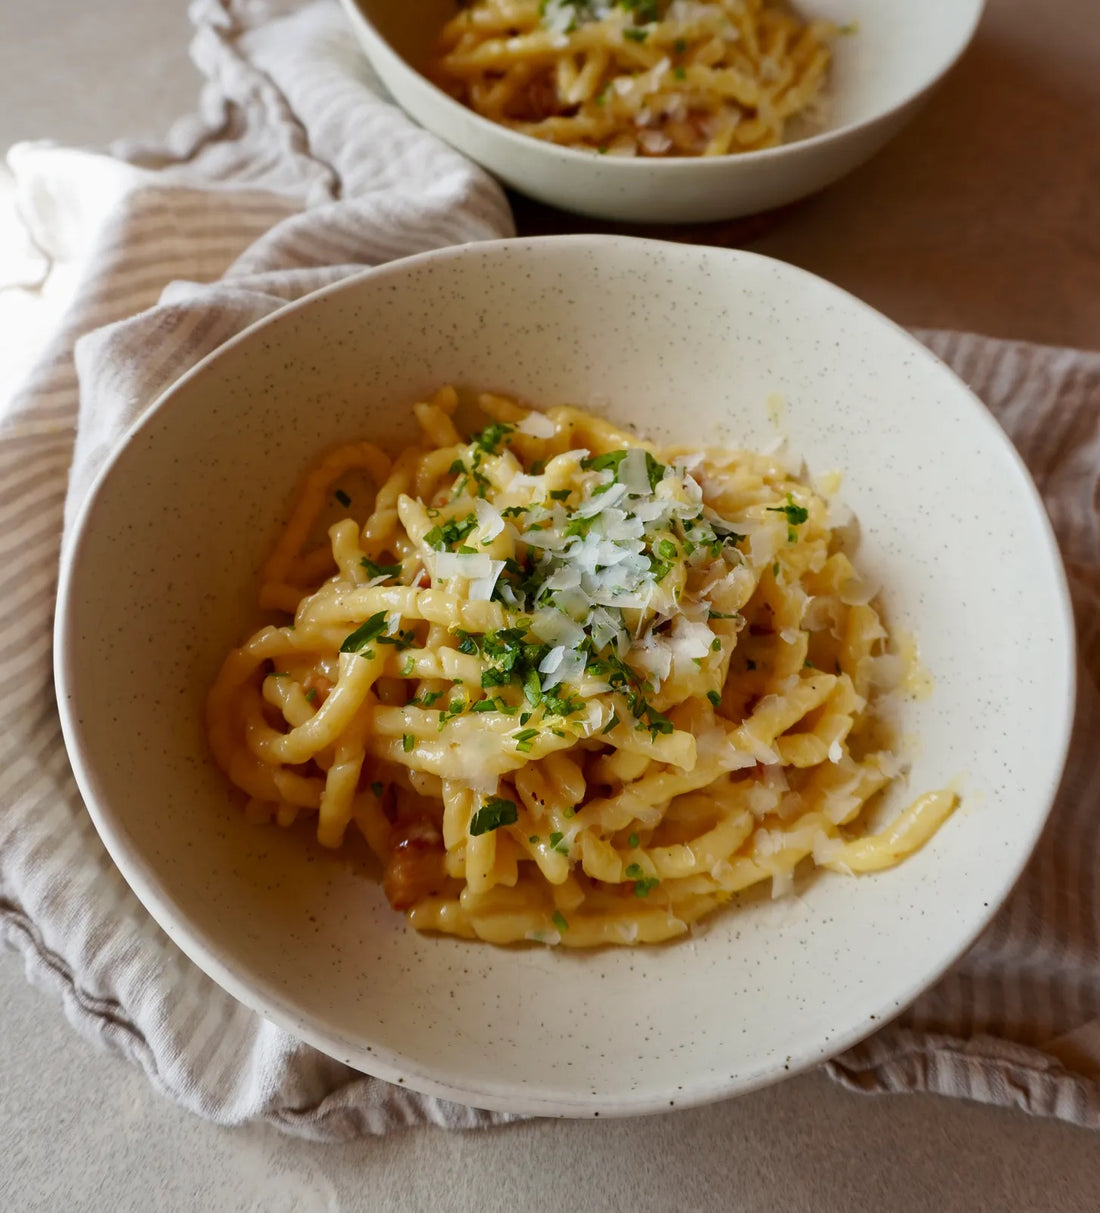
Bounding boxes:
339 0 988 172
54 234 1076 1117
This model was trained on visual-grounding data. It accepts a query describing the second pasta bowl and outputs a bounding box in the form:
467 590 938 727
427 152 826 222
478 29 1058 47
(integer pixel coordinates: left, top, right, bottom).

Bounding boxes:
339 0 986 223
55 236 1073 1115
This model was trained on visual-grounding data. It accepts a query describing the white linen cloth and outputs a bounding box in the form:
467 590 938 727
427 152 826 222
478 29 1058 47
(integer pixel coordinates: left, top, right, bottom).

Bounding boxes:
2 0 1099 1140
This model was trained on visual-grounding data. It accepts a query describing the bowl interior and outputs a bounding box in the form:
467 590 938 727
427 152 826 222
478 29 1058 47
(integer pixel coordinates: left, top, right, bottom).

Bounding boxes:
56 237 1072 1115
357 0 984 140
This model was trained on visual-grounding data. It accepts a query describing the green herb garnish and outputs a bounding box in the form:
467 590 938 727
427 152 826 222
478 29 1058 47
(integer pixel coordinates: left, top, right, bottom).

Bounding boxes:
767 494 809 527
424 514 478 550
514 726 540 753
471 421 515 455
340 611 388 653
360 557 403 580
469 797 518 836
625 862 660 897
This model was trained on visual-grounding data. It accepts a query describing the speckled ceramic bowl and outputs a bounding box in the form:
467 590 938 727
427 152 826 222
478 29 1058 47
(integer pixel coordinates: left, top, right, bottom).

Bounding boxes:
55 236 1073 1117
339 0 986 223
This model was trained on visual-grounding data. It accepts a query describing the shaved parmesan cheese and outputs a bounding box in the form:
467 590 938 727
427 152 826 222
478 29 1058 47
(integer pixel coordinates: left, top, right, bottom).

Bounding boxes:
839 575 879 606
531 609 586 650
469 560 506 602
433 552 492 580
578 482 627 516
542 646 586 691
474 498 504 539
539 645 565 675
771 869 795 899
516 412 556 439
619 447 650 496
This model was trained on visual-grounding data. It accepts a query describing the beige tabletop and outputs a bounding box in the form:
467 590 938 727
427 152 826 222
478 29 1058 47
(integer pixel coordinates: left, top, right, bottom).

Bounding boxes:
2 1 1099 1210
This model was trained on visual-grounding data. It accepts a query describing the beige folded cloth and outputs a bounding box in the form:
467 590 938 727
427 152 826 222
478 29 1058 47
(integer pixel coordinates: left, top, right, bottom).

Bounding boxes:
2 0 1098 1140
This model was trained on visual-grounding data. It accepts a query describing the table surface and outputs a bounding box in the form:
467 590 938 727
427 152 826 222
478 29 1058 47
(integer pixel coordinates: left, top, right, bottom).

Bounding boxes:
2 1 1099 1209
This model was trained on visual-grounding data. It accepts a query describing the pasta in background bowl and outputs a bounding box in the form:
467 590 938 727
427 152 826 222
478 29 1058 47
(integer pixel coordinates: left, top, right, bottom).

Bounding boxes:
338 0 986 222
56 236 1073 1116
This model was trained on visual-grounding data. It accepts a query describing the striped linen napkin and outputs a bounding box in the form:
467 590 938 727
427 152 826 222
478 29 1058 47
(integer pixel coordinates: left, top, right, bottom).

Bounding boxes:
2 0 1099 1139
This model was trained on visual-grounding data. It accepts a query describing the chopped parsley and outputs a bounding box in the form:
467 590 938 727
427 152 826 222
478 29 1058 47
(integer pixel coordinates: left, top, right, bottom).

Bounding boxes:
766 494 810 528
513 726 540 753
438 697 467 729
581 448 665 490
469 797 518 836
627 832 639 848
580 450 627 475
548 831 569 855
369 781 384 798
340 611 389 653
548 489 571 501
305 686 318 704
706 689 722 707
471 421 514 456
376 628 416 651
424 514 478 550
402 733 415 752
552 910 569 932
360 557 403 580
625 862 660 897
624 26 648 41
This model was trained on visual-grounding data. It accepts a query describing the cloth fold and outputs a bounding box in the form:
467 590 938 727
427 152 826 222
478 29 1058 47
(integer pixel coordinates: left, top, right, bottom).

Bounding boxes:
2 0 1099 1140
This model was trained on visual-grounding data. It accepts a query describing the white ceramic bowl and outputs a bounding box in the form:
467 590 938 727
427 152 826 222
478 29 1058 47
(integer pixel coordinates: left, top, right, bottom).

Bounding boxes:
339 0 986 223
56 237 1073 1117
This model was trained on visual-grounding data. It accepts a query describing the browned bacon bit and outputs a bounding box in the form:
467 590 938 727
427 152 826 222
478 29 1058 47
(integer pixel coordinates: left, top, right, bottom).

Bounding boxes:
383 818 446 910
378 782 398 824
302 673 332 705
510 71 570 122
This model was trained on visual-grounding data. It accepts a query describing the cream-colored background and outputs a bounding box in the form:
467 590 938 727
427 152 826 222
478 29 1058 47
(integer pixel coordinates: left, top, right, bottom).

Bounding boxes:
2 0 1099 1208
